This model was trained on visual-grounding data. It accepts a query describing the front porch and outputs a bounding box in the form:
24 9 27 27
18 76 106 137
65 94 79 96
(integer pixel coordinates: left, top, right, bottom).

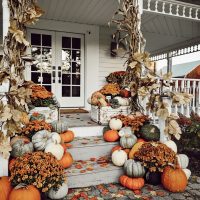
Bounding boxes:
1 0 200 199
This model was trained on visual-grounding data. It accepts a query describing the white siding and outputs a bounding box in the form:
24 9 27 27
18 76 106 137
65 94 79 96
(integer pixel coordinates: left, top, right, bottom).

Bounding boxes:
99 26 127 88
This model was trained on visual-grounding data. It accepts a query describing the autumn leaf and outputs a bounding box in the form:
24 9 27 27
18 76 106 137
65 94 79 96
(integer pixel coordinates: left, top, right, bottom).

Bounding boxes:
156 108 169 120
0 134 12 159
0 106 12 121
9 22 29 46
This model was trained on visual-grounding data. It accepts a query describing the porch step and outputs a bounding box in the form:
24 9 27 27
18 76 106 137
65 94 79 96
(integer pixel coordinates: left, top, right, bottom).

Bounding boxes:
68 136 119 160
68 125 105 137
66 158 123 188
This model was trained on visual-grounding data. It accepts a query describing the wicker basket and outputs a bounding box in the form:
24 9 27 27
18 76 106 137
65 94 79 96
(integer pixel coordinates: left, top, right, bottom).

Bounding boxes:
91 105 131 125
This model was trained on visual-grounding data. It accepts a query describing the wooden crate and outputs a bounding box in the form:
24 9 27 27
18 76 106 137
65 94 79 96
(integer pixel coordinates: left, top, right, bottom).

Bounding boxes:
91 105 131 125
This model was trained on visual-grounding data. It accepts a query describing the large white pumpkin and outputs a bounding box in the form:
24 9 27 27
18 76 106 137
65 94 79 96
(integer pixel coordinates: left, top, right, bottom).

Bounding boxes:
109 118 123 130
111 150 127 166
182 169 191 180
177 154 189 169
163 140 177 153
45 143 64 160
48 182 68 199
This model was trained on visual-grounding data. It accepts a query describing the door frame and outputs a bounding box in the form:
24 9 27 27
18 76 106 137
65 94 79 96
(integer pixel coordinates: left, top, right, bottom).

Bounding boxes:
27 20 99 110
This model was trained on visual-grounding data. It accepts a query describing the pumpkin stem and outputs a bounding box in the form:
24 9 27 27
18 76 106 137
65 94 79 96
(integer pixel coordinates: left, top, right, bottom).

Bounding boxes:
15 183 28 190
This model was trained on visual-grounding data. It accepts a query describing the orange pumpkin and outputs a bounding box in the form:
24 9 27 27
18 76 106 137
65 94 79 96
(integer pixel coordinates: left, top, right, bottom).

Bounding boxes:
119 175 145 190
161 166 188 193
0 176 12 200
123 149 131 155
60 130 74 143
9 185 40 200
59 152 73 168
111 145 122 153
129 141 145 159
103 130 119 142
9 159 16 172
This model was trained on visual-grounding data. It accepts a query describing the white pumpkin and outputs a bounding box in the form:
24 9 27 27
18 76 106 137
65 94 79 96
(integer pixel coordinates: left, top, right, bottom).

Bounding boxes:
109 118 123 130
177 154 189 169
111 150 127 166
114 97 130 106
51 132 61 144
163 140 177 153
118 127 132 137
32 130 61 151
45 143 64 160
48 182 68 199
182 169 191 180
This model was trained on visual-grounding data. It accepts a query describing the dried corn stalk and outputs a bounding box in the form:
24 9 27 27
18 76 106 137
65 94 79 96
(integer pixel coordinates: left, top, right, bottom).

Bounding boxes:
0 0 43 157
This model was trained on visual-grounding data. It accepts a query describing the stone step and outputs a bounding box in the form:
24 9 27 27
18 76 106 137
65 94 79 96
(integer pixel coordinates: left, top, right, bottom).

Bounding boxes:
65 157 123 188
68 126 105 137
68 136 119 160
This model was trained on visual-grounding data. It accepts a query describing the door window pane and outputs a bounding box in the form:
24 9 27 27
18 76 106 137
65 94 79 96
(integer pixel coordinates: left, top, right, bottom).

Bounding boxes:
62 37 71 48
31 73 41 84
42 73 52 84
72 62 80 73
31 34 41 46
72 86 80 97
72 38 81 49
62 86 71 97
72 50 81 62
62 74 71 84
72 74 80 85
42 34 51 46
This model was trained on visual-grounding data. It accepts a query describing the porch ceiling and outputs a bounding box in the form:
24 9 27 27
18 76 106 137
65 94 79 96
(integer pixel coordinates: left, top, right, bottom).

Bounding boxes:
37 0 200 54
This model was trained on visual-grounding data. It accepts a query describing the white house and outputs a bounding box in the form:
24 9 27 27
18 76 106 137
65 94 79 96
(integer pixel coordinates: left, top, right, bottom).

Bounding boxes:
1 0 200 110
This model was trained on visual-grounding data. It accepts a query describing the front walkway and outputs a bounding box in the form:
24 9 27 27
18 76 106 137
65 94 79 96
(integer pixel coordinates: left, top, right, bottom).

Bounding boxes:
64 176 200 200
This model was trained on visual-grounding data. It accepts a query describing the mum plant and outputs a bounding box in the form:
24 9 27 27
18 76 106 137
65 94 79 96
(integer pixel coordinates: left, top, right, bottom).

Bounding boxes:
10 151 66 193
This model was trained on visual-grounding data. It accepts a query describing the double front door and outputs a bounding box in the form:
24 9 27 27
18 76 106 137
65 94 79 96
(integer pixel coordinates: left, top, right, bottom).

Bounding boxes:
27 29 85 107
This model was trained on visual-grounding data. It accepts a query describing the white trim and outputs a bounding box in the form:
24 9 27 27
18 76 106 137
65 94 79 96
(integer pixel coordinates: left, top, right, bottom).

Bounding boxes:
143 0 200 21
2 0 10 39
27 19 99 110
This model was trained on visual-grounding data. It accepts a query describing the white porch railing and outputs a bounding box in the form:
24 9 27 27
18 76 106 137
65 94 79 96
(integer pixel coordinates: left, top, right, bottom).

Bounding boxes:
143 0 200 21
141 77 200 120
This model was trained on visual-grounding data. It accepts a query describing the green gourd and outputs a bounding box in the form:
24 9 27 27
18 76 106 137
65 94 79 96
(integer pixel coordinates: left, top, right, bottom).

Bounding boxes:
139 124 160 141
11 138 34 157
120 134 137 149
124 159 145 178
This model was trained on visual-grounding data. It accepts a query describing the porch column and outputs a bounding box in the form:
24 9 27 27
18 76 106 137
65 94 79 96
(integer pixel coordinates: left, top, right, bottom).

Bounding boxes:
2 0 10 40
167 52 173 73
137 0 143 14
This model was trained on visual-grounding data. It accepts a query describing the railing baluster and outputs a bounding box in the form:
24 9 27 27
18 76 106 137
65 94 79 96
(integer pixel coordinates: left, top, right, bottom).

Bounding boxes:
155 0 158 12
192 81 196 112
147 0 151 11
186 80 190 117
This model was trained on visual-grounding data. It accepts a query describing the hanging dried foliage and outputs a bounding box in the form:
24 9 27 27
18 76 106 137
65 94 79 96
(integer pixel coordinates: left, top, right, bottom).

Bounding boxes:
111 0 151 111
111 0 192 139
0 0 43 158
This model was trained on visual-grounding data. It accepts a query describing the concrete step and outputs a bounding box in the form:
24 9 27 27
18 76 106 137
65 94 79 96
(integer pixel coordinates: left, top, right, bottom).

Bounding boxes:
68 126 105 137
66 157 123 188
68 136 119 160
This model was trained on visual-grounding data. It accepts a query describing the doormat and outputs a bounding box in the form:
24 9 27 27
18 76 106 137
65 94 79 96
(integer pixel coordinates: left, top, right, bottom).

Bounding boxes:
60 108 89 114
